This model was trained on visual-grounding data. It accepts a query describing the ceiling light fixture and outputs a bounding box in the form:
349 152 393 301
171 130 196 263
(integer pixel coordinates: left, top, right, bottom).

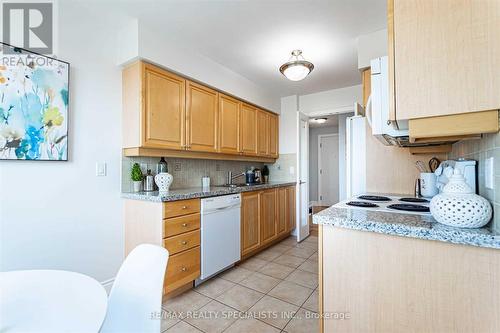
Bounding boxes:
314 118 327 124
279 50 314 81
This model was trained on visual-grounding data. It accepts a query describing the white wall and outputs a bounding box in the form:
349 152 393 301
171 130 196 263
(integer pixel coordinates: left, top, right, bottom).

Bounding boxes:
337 113 353 201
279 95 298 154
126 21 280 113
357 29 388 69
0 3 128 288
309 126 339 202
299 85 362 115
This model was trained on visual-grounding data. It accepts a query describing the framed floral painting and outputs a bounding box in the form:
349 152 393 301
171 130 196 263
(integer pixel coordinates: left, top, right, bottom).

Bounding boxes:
0 43 69 160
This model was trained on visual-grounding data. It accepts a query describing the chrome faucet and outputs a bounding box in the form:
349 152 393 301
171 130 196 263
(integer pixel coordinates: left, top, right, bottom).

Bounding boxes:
227 171 245 185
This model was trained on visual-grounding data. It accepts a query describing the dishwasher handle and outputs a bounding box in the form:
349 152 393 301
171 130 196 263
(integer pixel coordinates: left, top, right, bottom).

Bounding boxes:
203 204 241 215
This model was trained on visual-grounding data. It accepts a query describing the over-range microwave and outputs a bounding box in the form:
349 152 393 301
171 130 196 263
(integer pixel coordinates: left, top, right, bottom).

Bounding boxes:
366 56 414 147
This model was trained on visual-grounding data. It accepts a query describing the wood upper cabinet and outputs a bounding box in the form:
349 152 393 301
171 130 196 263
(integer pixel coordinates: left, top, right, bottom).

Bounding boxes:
257 109 269 156
260 189 277 245
286 186 296 232
143 64 186 149
277 187 287 237
219 94 240 154
240 103 258 155
268 113 279 158
186 81 218 152
390 0 500 121
241 191 260 256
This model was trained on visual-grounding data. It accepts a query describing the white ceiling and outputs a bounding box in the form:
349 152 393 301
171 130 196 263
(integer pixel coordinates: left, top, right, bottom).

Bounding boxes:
110 0 386 97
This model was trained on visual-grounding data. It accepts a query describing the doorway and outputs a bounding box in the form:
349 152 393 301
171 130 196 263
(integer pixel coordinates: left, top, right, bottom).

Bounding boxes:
318 134 339 206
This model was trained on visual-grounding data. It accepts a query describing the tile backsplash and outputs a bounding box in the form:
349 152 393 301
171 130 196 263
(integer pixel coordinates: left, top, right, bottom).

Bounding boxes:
449 130 500 232
265 153 297 182
122 156 263 191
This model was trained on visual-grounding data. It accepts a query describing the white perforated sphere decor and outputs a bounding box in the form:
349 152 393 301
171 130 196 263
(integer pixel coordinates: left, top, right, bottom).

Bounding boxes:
155 172 173 193
430 169 492 228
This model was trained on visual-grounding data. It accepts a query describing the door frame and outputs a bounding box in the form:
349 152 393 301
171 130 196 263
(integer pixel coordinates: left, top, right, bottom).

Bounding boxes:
296 112 310 242
317 133 339 206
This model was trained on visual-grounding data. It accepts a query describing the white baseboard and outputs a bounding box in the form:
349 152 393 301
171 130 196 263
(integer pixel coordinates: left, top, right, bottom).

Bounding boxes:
101 278 115 295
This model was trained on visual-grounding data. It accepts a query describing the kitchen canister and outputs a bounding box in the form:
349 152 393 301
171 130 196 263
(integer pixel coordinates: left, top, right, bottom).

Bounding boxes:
420 172 438 198
430 169 492 228
155 172 173 193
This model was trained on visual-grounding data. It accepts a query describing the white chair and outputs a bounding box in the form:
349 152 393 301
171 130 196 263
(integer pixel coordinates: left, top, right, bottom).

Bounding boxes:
100 244 169 333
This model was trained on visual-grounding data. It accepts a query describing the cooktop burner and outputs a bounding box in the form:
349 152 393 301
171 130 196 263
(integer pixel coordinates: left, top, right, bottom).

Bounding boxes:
357 195 392 202
399 197 429 203
387 204 430 212
346 201 379 208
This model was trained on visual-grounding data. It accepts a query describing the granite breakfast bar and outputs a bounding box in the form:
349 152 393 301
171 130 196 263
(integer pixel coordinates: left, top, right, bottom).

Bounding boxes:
314 205 500 333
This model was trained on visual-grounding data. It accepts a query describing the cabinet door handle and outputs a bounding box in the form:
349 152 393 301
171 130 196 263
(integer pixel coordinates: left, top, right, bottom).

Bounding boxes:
181 267 187 272
182 206 187 209
181 241 188 245
181 223 188 227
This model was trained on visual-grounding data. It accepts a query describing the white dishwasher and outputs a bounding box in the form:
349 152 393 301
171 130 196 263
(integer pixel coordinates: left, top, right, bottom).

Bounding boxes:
196 194 241 285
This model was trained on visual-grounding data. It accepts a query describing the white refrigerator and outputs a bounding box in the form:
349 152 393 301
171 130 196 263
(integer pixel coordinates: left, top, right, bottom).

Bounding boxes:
345 103 367 198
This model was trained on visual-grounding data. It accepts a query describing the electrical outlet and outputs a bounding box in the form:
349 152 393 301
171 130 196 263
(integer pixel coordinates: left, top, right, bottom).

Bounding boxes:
289 166 295 175
174 162 182 172
140 163 148 173
96 162 106 176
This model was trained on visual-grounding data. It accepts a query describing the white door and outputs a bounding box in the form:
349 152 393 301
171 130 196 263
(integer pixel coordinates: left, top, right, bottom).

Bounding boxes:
297 113 310 242
318 134 339 206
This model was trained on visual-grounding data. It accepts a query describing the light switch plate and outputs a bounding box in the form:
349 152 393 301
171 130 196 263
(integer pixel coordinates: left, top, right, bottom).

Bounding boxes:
485 157 494 189
289 166 295 175
96 162 106 176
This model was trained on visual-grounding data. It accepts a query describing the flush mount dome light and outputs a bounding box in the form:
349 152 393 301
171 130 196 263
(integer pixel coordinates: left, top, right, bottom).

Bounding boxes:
279 50 314 81
314 118 327 124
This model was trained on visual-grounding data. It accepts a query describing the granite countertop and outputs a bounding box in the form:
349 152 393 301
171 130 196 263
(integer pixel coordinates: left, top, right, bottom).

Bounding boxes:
313 205 500 250
122 181 296 202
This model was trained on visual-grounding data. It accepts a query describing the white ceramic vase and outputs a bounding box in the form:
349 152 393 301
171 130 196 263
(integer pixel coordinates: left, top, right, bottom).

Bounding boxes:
430 169 492 228
155 172 173 192
132 180 142 192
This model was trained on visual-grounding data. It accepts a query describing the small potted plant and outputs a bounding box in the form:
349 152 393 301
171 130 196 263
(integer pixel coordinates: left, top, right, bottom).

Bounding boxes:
131 163 143 192
262 165 269 183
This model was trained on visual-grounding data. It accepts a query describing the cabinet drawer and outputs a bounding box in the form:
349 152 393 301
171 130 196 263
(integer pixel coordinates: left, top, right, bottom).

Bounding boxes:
163 214 200 238
163 199 200 219
163 230 200 255
164 246 200 294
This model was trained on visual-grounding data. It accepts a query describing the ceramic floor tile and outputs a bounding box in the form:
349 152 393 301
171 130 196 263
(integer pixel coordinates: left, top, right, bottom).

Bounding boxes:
194 277 236 299
283 308 319 333
219 266 253 283
239 272 281 293
285 269 319 289
161 312 180 332
237 257 268 271
284 247 317 259
273 254 306 268
165 321 203 333
304 235 318 244
302 289 319 313
268 280 314 306
254 248 283 261
277 237 299 247
224 317 281 333
162 290 212 316
216 284 264 311
308 252 319 262
297 258 318 274
184 300 239 333
258 261 295 280
269 244 294 254
248 295 299 330
295 241 318 251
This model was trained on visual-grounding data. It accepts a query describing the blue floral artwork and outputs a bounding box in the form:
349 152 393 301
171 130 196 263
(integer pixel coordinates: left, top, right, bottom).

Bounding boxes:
0 44 69 160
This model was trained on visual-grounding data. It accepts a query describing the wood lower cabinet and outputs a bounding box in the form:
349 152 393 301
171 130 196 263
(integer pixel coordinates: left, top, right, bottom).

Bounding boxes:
286 186 296 232
277 187 287 236
219 94 240 154
186 81 218 152
241 191 261 256
260 189 277 245
240 103 257 155
240 186 296 257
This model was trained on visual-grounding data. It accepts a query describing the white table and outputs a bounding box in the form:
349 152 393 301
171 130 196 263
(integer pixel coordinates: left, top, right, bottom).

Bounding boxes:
0 270 108 333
